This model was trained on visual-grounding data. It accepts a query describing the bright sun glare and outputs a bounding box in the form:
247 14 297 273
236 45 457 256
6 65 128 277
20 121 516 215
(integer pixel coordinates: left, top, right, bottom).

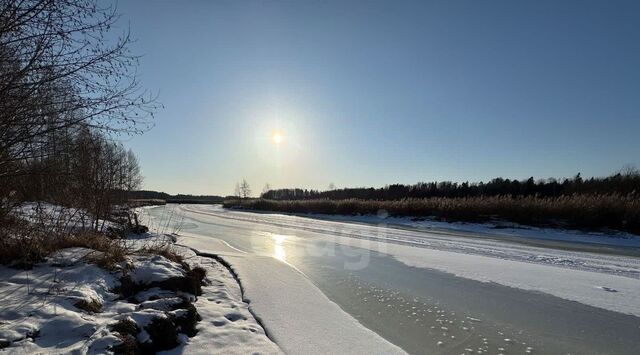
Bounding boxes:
272 132 283 144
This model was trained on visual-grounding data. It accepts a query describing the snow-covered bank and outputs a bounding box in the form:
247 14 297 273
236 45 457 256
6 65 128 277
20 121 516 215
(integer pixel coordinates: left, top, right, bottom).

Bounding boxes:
0 233 282 354
158 247 280 355
0 247 121 353
177 233 406 355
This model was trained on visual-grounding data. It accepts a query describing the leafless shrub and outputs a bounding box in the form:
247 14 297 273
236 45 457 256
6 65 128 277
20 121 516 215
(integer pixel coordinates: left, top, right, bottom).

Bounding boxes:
0 214 129 268
0 214 51 267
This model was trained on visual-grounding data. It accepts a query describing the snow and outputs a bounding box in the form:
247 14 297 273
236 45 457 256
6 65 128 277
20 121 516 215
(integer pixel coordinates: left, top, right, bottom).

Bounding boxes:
128 254 185 284
176 233 405 355
139 297 184 311
14 202 116 232
160 249 281 355
380 242 640 317
50 247 103 266
0 237 282 354
0 248 121 354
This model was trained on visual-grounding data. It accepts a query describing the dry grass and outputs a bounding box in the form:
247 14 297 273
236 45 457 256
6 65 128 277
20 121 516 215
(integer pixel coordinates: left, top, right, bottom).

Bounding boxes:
0 209 187 270
110 319 139 337
225 194 640 234
74 298 103 313
0 216 129 269
138 243 186 266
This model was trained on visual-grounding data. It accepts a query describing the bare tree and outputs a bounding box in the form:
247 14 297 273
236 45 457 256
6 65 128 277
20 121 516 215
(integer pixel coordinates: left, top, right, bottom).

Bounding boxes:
619 164 640 177
66 126 141 230
239 179 251 199
124 149 143 191
0 0 159 179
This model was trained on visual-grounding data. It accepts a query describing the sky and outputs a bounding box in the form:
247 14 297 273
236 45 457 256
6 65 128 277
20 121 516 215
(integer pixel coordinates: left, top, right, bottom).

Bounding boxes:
116 0 640 196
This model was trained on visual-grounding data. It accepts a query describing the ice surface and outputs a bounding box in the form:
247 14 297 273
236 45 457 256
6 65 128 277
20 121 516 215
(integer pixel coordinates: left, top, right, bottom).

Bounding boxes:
176 243 406 355
174 205 640 317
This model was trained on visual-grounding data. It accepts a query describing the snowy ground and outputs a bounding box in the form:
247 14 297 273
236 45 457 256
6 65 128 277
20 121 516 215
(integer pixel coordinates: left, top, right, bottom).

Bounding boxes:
0 247 122 353
14 202 118 232
159 246 280 355
0 233 281 354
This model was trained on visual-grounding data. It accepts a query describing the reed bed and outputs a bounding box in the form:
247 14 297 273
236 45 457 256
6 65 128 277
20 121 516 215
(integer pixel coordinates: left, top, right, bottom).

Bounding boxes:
224 194 640 234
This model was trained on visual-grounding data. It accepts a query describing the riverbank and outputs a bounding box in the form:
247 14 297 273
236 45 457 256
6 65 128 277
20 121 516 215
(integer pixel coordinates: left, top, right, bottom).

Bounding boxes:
0 200 406 354
0 231 281 354
224 196 640 235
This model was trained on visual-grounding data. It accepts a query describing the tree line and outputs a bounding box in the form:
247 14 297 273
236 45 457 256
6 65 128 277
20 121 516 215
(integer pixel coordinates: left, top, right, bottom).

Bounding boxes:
129 190 224 204
1 0 156 229
261 168 640 201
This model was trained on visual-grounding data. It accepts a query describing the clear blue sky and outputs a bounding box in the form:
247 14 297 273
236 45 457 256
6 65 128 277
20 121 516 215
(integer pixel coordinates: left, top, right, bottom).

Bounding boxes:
117 0 640 196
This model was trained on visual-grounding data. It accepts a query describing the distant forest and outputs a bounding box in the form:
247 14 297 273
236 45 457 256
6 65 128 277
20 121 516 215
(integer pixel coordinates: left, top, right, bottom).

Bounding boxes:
226 168 640 234
262 168 640 201
130 190 223 204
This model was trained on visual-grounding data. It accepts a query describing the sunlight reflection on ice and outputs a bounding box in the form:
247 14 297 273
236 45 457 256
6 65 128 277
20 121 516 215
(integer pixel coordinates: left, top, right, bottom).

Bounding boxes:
272 233 287 262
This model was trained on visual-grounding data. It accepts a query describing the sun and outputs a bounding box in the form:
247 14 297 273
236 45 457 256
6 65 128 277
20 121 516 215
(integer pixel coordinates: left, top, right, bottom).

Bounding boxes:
272 131 283 144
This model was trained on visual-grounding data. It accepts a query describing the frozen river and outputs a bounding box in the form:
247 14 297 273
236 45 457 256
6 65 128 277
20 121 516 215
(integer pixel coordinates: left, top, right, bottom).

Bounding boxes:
143 204 640 354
